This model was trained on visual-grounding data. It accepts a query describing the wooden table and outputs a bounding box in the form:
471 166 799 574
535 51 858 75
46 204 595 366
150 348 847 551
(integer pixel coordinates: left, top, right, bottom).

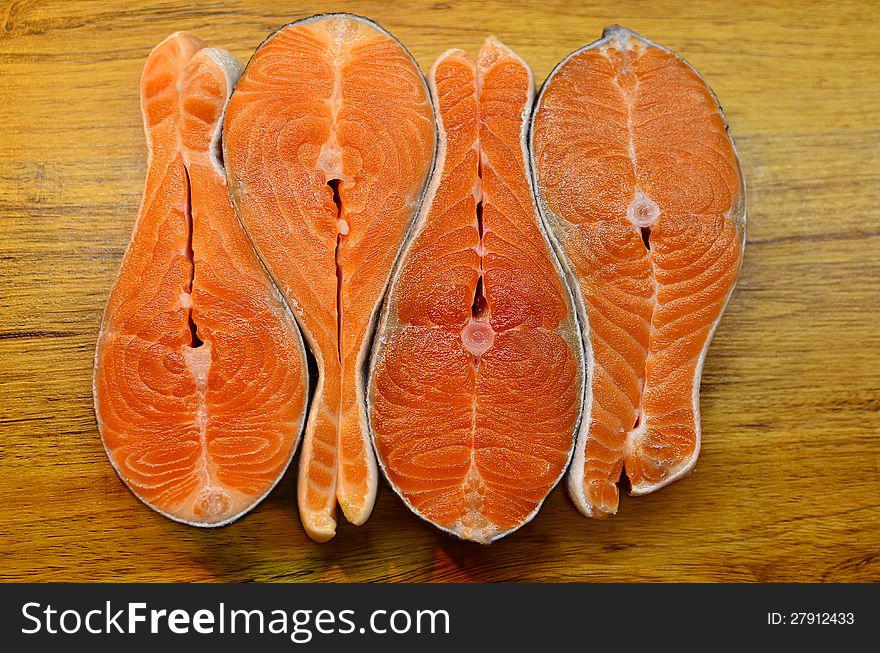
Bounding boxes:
1 0 877 582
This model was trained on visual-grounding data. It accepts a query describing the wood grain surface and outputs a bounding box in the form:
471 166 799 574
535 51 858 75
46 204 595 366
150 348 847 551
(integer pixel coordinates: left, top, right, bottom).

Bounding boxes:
1 0 878 582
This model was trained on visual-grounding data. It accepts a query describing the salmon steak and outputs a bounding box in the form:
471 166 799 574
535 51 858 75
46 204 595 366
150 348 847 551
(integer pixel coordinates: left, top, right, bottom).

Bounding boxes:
369 39 584 543
93 33 309 526
530 26 746 518
223 14 436 541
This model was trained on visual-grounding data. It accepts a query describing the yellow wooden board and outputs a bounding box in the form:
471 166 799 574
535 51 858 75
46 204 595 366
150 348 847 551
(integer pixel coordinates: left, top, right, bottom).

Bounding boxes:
1 0 878 582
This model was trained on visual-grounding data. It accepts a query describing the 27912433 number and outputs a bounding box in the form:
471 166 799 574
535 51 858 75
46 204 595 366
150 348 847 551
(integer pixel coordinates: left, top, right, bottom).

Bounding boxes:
767 612 854 625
